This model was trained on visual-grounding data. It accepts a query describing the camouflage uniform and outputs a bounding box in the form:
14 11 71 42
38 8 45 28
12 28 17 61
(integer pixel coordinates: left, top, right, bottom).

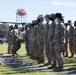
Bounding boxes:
48 22 56 64
62 26 68 57
7 29 13 54
27 28 31 55
68 25 74 57
53 24 64 68
32 25 38 59
35 25 40 59
30 26 35 58
28 27 32 56
73 27 76 54
11 29 21 56
25 27 29 55
37 23 45 63
44 22 51 64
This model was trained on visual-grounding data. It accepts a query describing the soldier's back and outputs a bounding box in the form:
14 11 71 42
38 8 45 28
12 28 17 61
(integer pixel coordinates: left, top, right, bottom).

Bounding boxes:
73 27 76 41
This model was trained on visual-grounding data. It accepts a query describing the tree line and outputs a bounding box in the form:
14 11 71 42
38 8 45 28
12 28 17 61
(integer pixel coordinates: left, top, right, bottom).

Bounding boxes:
0 23 9 38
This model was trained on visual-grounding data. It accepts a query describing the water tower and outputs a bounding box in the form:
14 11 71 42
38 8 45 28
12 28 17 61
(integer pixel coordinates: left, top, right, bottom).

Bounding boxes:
16 8 27 23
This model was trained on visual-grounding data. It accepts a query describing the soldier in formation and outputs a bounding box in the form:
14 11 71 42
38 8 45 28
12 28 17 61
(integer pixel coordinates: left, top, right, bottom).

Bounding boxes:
48 13 64 70
73 21 76 57
35 15 45 63
43 14 51 65
68 20 74 58
62 23 68 57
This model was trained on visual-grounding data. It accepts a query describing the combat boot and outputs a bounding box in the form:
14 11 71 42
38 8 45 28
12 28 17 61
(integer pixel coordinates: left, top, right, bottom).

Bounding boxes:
48 61 56 69
64 54 68 57
15 52 18 55
43 62 51 66
68 53 74 58
12 53 15 56
53 66 63 71
38 59 45 64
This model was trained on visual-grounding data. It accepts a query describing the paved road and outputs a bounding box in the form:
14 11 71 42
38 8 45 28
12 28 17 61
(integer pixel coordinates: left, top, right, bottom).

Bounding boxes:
0 56 76 75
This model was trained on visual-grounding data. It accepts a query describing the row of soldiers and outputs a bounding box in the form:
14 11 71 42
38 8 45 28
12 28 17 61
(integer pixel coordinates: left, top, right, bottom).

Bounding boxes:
64 20 76 58
25 13 65 70
25 13 76 70
7 12 76 70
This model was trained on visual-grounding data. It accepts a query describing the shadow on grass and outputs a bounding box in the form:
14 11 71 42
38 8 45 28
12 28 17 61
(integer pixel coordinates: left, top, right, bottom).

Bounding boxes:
0 55 76 75
63 68 76 74
0 53 3 55
4 70 37 75
64 67 76 71
64 64 76 67
64 58 76 64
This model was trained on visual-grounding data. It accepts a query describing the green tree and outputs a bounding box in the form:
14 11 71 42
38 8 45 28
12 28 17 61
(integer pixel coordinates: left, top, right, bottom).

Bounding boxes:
0 23 9 38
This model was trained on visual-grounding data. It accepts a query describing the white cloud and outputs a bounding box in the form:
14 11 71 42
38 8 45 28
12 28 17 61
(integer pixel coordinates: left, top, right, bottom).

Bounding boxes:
51 2 63 5
51 1 76 6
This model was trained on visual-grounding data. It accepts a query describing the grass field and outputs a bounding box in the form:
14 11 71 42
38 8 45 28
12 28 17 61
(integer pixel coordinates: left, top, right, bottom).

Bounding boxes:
0 43 26 55
0 43 76 75
0 64 67 75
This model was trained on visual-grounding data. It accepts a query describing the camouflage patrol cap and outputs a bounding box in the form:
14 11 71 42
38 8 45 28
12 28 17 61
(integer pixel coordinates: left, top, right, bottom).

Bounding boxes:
32 20 36 24
45 14 50 19
15 24 18 27
56 13 64 20
74 21 76 26
68 20 71 22
37 14 44 19
25 25 28 27
50 13 56 18
27 23 31 27
74 21 76 23
50 13 56 21
14 24 18 29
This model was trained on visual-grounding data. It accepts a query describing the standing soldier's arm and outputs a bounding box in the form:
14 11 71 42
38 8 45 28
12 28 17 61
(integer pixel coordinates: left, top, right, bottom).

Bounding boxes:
43 25 46 43
69 26 74 40
48 25 52 42
42 25 44 44
60 25 64 44
73 29 74 43
71 26 74 41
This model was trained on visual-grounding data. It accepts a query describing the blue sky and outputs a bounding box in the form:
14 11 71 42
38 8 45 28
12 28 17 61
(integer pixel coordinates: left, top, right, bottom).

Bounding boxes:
0 0 76 23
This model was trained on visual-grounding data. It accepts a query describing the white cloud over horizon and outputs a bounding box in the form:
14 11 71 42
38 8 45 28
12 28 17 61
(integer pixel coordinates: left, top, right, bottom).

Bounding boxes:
51 1 76 6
